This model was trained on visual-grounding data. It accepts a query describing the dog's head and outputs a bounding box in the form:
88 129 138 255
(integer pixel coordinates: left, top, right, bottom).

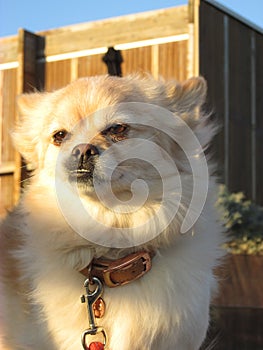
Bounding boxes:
14 75 213 247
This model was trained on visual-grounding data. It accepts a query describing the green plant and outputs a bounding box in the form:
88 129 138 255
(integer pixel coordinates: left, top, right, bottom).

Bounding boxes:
217 185 263 255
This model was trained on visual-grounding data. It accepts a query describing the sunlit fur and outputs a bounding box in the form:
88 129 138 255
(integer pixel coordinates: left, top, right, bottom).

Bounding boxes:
0 75 224 350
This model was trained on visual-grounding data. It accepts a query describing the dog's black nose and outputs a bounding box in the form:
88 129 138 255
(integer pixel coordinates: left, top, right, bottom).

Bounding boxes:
71 143 99 161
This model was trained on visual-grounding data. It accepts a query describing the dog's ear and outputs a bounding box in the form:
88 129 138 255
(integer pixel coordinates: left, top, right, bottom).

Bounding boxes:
17 92 46 117
166 77 207 115
165 77 216 149
179 77 207 112
12 92 48 167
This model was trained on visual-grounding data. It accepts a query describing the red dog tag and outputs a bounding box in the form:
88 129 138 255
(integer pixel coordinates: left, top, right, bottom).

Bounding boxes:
89 342 104 350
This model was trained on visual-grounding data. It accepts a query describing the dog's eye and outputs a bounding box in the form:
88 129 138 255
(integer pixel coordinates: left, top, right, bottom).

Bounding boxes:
108 124 128 135
52 130 68 146
101 123 129 142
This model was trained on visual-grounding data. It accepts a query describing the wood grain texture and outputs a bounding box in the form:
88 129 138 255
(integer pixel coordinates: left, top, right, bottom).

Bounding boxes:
202 307 263 349
214 255 263 308
42 6 188 57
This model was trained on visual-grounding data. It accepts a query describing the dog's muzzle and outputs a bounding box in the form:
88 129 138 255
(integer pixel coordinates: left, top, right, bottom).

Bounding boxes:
67 143 100 184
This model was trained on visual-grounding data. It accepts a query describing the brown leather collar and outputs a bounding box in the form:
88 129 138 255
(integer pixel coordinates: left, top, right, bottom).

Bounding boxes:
80 251 155 288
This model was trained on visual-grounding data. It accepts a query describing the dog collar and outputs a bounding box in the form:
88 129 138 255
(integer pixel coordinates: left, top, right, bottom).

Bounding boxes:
80 251 155 288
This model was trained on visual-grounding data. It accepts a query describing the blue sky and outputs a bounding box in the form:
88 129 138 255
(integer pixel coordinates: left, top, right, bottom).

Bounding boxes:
0 0 262 38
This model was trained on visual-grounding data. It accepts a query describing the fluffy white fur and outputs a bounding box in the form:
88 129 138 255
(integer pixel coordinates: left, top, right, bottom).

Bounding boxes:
0 75 224 350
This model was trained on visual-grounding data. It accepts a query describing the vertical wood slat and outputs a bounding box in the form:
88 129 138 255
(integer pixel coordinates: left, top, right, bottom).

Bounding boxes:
250 31 256 202
17 29 45 94
255 32 263 205
0 68 17 216
0 69 17 164
199 1 225 181
188 0 200 77
0 71 2 169
223 15 230 188
0 175 14 216
70 58 78 82
228 17 253 198
15 29 45 203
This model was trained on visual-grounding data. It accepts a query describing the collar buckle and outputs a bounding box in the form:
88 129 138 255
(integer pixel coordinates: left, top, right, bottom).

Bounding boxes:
87 251 153 288
103 251 152 287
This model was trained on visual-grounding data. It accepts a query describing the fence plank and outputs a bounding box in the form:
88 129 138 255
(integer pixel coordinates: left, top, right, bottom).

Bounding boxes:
17 29 45 93
0 175 14 217
228 18 252 198
199 1 226 182
255 32 263 205
0 68 17 216
42 6 188 57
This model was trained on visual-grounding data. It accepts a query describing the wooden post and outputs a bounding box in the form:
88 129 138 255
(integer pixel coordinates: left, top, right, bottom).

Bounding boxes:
14 29 45 203
188 0 200 77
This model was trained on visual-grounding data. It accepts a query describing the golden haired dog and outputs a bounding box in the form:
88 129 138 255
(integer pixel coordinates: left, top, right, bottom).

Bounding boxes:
0 75 224 349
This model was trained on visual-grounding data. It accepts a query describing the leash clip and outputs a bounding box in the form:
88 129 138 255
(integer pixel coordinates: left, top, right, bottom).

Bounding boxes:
81 277 107 349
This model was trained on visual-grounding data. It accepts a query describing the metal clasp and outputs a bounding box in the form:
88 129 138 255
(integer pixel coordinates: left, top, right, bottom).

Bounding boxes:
81 277 107 349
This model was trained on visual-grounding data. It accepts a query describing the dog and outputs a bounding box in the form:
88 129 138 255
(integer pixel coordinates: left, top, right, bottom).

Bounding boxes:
0 74 224 349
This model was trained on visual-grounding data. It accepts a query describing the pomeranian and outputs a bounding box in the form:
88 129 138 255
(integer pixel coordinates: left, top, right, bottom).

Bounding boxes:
0 74 224 350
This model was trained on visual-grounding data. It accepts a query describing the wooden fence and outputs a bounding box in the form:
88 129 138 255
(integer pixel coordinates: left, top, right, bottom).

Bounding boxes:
0 0 262 216
199 0 263 205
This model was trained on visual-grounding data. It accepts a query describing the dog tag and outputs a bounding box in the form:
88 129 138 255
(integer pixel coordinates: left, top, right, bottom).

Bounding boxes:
89 342 104 350
93 297 105 318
